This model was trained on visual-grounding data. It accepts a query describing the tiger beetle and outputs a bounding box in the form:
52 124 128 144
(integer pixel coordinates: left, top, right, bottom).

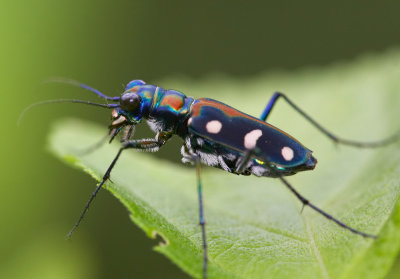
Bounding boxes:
22 78 400 279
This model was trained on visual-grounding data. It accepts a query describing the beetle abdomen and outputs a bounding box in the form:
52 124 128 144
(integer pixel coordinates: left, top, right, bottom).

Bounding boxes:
187 98 316 172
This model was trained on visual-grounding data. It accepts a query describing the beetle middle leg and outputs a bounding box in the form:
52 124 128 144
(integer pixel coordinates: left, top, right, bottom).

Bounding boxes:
195 155 208 279
184 145 208 279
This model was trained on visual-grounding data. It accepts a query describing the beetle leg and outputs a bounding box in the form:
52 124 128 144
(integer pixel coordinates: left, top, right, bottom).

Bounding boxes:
120 125 135 143
273 171 376 239
186 146 208 279
235 148 256 174
260 92 400 148
235 147 376 239
67 132 171 238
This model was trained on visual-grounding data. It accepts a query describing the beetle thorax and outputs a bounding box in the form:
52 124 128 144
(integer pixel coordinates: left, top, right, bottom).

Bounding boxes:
146 87 194 133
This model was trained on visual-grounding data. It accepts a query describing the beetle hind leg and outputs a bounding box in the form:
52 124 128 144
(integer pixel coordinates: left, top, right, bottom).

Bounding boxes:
260 92 400 148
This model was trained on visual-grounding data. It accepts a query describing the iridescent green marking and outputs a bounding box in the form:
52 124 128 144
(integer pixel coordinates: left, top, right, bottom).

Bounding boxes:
151 87 162 109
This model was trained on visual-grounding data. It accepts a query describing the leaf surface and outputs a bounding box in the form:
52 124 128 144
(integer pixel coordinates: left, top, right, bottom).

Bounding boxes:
49 50 400 279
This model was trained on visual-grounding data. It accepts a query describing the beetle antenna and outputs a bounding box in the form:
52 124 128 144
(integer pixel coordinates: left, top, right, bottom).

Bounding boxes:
18 99 119 125
43 77 120 101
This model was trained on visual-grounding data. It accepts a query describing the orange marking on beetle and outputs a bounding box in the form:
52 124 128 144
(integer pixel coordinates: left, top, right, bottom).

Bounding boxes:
126 86 139 93
160 94 184 111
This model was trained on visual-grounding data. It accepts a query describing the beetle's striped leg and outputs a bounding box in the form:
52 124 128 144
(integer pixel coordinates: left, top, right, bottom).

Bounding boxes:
121 125 135 142
260 92 400 148
67 135 169 238
187 147 208 279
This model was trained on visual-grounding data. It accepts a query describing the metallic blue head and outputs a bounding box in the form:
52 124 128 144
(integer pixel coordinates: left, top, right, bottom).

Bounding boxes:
125 79 146 91
108 80 149 141
111 80 148 124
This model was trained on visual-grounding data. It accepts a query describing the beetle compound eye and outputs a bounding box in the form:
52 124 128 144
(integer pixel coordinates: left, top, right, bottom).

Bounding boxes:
120 93 141 112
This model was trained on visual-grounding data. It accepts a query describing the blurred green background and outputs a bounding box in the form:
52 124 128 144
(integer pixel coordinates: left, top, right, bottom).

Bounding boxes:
2 1 400 278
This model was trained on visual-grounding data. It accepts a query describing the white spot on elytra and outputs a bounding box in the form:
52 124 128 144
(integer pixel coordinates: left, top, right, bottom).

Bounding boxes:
206 120 222 134
244 129 262 149
187 117 193 125
281 146 294 161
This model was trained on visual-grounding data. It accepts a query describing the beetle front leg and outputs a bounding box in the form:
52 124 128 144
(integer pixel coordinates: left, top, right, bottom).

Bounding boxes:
122 131 172 152
67 131 172 237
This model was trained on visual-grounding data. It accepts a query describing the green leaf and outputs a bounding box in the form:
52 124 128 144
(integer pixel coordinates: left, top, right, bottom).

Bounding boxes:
49 50 400 279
